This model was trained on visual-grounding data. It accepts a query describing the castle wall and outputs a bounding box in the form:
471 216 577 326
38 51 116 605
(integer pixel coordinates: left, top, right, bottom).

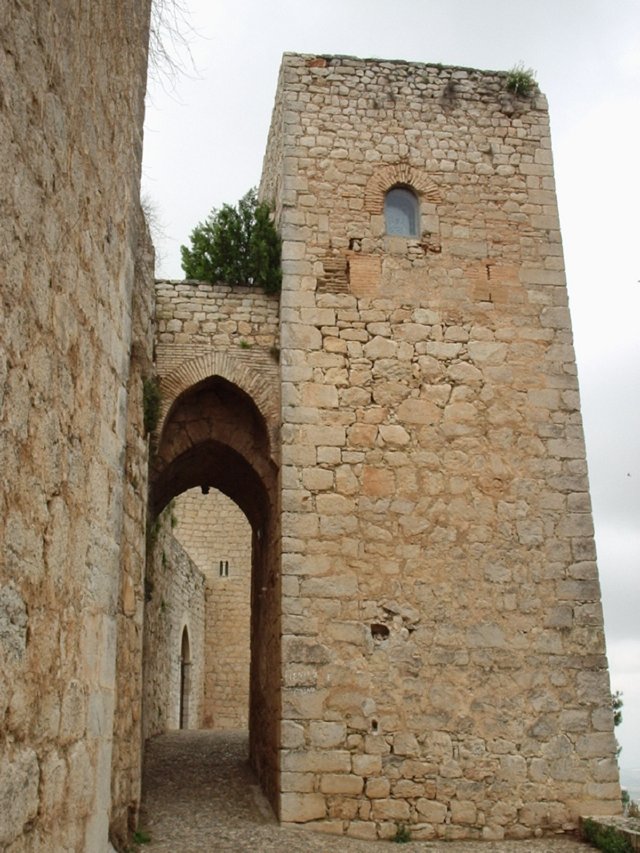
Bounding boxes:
142 510 206 739
173 489 252 730
154 279 281 458
260 53 620 840
151 278 282 809
109 212 156 845
0 3 151 851
155 279 280 374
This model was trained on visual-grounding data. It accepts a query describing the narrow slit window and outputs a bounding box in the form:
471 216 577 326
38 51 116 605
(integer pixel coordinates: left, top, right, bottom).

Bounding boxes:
384 186 419 236
219 560 229 577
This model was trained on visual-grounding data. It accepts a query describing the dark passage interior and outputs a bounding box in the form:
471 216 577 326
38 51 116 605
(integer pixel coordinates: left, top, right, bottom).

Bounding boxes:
144 376 281 813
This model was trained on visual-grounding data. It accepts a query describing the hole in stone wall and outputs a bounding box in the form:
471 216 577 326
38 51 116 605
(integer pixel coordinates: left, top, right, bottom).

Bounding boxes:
371 718 379 732
370 623 390 641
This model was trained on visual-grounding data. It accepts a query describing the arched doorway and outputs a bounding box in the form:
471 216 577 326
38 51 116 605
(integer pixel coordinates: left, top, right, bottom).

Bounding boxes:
145 375 281 812
179 627 191 729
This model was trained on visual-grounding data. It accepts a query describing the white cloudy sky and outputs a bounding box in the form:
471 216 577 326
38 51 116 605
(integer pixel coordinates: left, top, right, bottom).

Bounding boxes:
142 0 640 773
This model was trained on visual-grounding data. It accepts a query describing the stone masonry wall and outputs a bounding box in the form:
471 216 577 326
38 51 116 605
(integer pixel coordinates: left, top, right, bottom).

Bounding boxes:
109 211 156 846
155 279 279 375
0 3 151 851
173 489 252 729
142 510 206 740
151 283 278 739
154 279 281 457
152 278 283 808
260 54 620 840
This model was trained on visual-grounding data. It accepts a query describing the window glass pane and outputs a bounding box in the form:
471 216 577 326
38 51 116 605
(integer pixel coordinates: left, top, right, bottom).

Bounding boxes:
385 187 419 236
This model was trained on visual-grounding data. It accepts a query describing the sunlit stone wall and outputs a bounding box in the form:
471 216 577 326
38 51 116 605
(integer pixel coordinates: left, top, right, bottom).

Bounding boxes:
260 52 620 841
173 489 252 729
0 3 151 850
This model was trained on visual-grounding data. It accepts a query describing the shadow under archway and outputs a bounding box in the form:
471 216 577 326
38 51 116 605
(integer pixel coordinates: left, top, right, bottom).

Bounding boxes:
146 375 281 814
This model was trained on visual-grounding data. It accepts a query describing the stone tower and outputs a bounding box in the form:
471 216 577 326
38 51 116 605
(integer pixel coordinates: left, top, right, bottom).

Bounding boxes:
259 53 620 840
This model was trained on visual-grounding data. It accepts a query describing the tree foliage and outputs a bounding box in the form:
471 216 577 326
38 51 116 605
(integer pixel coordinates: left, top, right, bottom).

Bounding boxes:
612 690 623 728
180 189 281 293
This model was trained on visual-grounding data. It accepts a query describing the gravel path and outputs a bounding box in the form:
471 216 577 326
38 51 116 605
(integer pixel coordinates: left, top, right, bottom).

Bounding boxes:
140 730 594 852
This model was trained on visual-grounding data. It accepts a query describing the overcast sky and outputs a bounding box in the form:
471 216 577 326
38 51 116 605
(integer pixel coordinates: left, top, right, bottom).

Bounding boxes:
142 0 640 775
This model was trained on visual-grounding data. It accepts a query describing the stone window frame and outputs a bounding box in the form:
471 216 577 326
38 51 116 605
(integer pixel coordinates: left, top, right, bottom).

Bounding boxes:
364 163 443 248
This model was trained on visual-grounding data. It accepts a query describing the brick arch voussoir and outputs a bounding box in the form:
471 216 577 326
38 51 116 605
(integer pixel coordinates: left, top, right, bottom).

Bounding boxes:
364 163 443 214
158 352 280 463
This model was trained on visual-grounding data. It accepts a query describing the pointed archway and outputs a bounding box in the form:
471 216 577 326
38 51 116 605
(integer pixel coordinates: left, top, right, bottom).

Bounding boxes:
148 375 281 813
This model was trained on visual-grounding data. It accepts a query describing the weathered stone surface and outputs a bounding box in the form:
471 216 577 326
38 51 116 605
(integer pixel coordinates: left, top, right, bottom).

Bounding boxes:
3 33 620 849
0 748 39 847
280 792 327 822
0 585 28 663
258 52 619 840
143 511 206 739
1 2 152 849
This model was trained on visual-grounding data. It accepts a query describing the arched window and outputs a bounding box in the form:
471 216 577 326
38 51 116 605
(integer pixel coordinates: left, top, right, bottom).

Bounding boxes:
179 627 191 729
384 186 420 237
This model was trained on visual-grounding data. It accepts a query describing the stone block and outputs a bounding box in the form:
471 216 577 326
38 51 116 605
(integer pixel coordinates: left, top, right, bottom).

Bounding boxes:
362 467 396 496
301 574 358 598
0 748 39 847
393 732 420 757
302 467 334 491
281 772 315 792
320 774 364 795
282 750 351 774
451 799 477 824
372 798 411 820
365 777 390 798
378 424 410 446
281 721 305 749
499 755 527 782
310 721 347 748
280 792 326 822
576 733 618 759
282 688 328 720
352 753 382 776
467 341 508 364
363 336 398 359
416 797 447 824
397 398 441 425
346 821 378 840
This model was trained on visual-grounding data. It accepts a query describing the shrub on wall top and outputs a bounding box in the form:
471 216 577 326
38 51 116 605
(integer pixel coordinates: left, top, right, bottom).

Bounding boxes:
180 188 281 293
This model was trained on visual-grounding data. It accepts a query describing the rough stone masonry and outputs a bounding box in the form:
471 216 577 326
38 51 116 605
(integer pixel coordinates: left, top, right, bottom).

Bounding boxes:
258 53 621 840
0 16 623 848
0 2 153 850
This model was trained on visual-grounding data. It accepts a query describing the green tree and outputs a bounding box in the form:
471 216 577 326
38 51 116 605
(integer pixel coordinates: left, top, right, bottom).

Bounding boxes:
180 189 281 293
612 690 623 728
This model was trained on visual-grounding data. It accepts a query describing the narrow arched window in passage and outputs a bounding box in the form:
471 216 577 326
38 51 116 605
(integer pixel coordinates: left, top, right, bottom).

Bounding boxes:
384 185 420 236
179 626 191 730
